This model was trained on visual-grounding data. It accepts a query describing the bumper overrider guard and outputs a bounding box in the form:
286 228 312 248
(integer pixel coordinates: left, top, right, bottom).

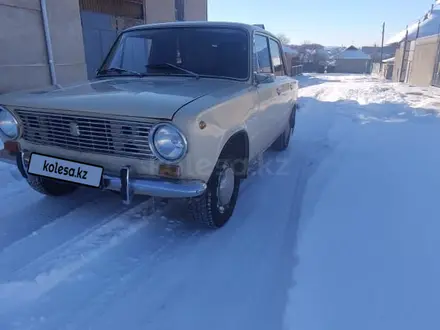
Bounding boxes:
18 151 207 205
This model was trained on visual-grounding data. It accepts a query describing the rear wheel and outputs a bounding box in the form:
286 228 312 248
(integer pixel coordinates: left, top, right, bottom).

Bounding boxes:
273 121 292 151
27 175 78 196
189 159 240 229
291 104 297 130
273 107 296 151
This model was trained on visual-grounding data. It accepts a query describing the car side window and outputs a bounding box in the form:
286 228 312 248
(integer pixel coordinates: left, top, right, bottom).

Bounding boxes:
254 35 272 74
269 39 286 76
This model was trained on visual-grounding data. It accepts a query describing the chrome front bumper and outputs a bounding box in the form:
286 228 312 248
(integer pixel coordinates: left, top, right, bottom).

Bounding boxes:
102 167 207 204
18 151 207 205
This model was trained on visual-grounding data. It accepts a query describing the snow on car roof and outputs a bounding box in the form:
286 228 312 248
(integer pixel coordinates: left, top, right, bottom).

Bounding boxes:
386 4 440 45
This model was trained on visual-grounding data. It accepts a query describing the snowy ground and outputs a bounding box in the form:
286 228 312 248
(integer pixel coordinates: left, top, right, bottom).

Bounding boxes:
1 74 440 330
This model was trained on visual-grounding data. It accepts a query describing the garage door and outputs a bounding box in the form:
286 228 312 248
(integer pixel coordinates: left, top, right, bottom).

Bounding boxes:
80 0 144 79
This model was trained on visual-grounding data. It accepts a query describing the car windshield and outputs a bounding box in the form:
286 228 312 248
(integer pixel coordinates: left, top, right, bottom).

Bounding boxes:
98 27 249 80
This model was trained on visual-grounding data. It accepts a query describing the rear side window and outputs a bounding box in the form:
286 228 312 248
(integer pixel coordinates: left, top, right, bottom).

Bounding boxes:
254 35 272 74
269 39 286 76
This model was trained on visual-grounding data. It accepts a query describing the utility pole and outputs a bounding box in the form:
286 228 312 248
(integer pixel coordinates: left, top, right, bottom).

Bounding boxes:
380 22 385 71
416 20 421 39
432 23 440 85
399 26 409 82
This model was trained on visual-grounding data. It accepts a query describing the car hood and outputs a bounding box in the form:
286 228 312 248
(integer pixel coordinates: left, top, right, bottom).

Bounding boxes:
0 77 242 119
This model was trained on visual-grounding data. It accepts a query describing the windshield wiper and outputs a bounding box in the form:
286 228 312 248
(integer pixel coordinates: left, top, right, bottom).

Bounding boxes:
147 63 200 79
98 67 143 77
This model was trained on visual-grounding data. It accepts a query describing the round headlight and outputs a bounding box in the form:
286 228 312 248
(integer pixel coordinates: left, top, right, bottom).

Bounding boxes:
149 123 187 163
0 106 19 139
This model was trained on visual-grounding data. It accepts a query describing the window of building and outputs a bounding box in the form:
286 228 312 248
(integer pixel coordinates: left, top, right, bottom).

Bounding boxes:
269 39 286 76
254 35 272 74
175 0 185 21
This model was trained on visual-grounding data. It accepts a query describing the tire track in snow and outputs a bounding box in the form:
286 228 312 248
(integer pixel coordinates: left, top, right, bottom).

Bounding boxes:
118 148 307 330
0 198 157 314
0 193 144 279
59 142 323 330
0 148 300 330
0 188 101 252
44 216 204 330
0 202 201 330
0 164 108 252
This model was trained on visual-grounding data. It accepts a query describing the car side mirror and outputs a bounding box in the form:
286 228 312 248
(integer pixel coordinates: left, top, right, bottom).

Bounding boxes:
254 72 275 85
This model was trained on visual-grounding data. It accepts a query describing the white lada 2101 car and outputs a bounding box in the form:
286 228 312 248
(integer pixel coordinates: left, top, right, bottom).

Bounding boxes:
0 22 298 228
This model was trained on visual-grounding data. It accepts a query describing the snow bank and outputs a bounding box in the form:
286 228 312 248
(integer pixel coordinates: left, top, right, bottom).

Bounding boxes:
298 74 440 111
284 74 440 330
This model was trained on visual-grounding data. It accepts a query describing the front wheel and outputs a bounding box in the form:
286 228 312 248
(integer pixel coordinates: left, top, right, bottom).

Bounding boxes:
26 175 78 196
189 159 240 229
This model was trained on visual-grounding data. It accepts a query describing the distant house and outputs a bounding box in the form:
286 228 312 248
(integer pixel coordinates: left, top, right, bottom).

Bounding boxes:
335 46 372 74
361 45 398 62
382 57 394 80
282 45 300 75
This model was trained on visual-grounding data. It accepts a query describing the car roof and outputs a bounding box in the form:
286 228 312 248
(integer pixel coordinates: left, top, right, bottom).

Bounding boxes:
124 21 277 39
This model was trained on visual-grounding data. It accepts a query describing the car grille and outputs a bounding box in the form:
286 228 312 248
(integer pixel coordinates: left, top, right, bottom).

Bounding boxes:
15 109 157 159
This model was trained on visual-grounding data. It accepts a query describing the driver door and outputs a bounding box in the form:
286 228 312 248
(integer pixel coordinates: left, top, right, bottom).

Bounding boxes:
252 34 280 153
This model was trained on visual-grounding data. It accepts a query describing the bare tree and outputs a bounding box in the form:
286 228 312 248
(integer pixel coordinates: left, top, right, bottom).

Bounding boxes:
276 33 291 45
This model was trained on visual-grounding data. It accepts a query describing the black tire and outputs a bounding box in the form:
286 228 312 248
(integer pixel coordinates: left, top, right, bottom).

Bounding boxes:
291 104 297 130
27 175 78 196
273 107 296 151
272 122 292 151
189 159 241 229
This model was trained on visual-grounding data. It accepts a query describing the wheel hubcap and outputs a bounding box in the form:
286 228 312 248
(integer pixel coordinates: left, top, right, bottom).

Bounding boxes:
217 166 235 211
